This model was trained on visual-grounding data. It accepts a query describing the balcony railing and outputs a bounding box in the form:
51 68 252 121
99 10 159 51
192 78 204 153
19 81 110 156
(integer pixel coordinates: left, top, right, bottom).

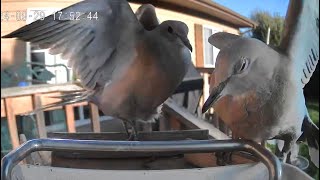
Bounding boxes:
1 66 232 155
1 81 229 156
1 83 101 150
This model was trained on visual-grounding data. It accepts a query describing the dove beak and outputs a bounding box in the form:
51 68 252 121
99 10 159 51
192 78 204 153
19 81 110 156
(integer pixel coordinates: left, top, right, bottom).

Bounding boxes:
184 39 193 52
178 35 192 52
202 77 230 113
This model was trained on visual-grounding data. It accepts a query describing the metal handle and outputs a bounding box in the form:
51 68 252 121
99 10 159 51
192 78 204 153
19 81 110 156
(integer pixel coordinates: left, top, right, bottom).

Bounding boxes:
1 139 282 180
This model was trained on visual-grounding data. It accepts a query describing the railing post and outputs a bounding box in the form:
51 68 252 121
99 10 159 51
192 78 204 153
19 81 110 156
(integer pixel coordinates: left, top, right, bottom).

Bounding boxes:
65 105 76 133
89 103 100 132
169 116 182 130
33 94 47 138
159 112 170 131
4 98 19 149
203 73 210 102
1 99 6 118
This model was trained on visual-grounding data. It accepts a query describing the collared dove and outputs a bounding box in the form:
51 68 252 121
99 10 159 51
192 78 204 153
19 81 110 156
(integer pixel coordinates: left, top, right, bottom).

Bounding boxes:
202 0 319 167
3 0 192 140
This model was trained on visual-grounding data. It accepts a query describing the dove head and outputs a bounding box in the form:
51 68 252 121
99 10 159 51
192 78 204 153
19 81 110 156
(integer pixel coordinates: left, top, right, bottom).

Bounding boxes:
157 20 192 52
202 32 281 113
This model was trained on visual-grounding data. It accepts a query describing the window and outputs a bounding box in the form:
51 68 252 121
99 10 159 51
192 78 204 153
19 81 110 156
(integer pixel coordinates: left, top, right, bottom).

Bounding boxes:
26 8 72 84
203 26 221 67
30 47 45 84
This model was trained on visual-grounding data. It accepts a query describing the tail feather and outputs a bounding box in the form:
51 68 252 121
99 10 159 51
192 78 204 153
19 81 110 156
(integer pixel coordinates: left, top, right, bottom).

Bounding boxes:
47 92 88 103
48 91 85 99
24 90 92 115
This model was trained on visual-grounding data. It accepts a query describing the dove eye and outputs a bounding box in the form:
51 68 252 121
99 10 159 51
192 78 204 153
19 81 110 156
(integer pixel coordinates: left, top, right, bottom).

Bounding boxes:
167 26 173 34
237 57 249 73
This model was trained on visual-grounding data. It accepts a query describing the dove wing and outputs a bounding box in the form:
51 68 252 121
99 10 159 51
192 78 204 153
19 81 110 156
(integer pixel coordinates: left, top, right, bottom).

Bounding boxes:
279 0 319 88
2 0 144 90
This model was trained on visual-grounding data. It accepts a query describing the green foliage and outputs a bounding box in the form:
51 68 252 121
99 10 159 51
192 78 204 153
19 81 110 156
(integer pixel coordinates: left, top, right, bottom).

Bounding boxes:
301 101 319 179
1 119 12 158
250 10 284 46
307 101 319 127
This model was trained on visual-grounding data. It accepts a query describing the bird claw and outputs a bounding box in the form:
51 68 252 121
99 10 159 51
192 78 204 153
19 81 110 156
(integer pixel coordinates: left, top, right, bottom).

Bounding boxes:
215 152 233 166
126 131 139 141
122 120 139 141
125 127 139 141
277 152 287 163
278 155 284 162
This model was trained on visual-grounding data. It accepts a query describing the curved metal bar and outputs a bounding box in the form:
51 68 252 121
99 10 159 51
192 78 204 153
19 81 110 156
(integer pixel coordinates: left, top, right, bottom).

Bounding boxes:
1 139 282 180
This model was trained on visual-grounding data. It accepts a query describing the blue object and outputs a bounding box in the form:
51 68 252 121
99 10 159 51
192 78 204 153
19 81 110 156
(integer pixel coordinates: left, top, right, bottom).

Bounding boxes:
18 81 28 87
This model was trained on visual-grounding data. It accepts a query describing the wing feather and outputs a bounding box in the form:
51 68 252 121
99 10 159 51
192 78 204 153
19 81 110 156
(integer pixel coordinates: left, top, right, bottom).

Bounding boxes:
280 0 319 88
2 0 143 90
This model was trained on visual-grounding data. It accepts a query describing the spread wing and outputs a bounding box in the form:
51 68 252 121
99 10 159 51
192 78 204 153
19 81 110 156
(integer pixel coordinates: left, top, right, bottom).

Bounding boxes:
279 0 319 88
2 0 143 90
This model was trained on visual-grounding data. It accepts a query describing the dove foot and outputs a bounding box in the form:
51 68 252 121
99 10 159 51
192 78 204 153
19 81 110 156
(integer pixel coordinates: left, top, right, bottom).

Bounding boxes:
277 153 285 162
126 129 139 141
215 152 232 166
121 120 139 141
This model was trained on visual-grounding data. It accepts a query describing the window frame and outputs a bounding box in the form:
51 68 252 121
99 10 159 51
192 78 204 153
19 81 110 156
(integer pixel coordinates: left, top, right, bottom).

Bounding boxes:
202 25 222 68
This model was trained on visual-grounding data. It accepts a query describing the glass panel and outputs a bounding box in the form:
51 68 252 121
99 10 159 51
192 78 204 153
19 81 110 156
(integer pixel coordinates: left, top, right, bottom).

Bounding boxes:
45 109 67 133
16 115 39 139
31 52 46 84
211 30 220 66
1 118 12 158
204 28 214 66
31 52 45 64
30 44 71 84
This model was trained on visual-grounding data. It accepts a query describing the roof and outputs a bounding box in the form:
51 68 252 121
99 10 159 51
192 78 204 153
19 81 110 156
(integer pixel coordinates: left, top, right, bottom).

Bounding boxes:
129 0 257 28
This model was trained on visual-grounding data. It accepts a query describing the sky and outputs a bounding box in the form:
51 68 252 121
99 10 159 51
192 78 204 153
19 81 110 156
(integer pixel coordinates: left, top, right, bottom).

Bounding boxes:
214 0 290 18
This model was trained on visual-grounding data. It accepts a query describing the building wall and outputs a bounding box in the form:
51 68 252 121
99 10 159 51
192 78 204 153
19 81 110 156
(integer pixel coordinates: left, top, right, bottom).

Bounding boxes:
1 0 240 69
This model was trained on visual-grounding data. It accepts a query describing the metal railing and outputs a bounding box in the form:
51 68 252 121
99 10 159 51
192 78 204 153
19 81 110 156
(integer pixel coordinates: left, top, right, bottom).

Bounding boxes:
1 139 282 180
